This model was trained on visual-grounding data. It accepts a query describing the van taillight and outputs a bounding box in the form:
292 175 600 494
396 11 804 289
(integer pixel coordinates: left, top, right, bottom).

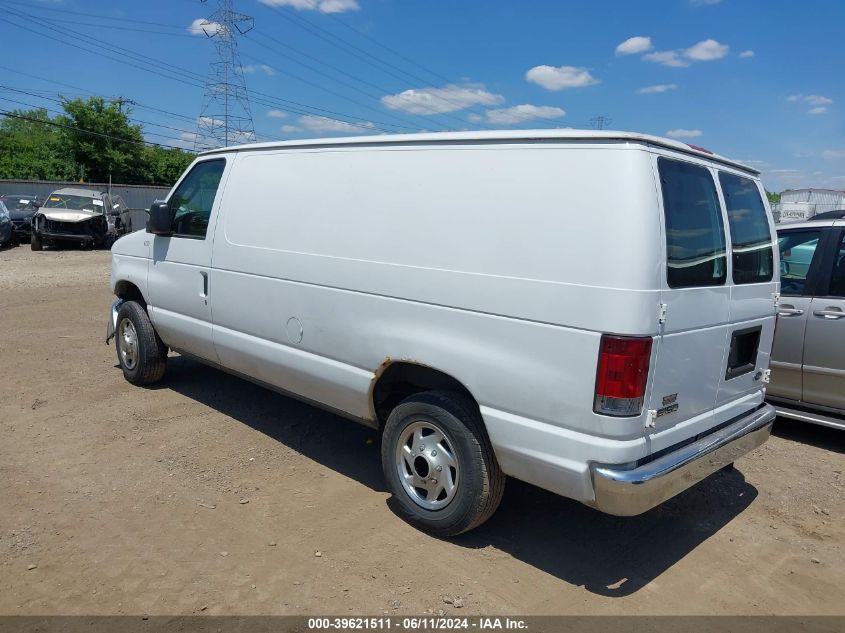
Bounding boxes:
594 335 653 417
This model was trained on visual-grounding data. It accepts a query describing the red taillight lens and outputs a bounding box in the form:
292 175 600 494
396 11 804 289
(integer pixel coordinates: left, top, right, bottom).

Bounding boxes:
594 335 653 417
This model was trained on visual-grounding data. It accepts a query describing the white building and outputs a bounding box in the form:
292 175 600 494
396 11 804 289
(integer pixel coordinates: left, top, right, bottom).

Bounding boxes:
772 188 845 223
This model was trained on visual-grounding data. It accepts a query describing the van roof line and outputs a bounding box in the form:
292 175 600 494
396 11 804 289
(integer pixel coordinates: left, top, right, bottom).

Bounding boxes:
199 129 760 175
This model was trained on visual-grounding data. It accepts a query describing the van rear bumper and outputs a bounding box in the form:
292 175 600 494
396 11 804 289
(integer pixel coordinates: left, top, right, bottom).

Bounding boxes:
590 403 775 516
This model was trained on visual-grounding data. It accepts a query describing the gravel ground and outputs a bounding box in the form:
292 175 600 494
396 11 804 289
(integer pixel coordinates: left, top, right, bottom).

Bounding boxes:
0 246 842 616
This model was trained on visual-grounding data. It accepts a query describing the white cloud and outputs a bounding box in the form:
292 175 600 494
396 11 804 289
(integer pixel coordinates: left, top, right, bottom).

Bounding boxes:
467 113 483 123
281 125 301 133
243 64 275 76
739 50 755 58
643 38 729 67
822 150 845 160
381 84 504 115
807 95 833 106
788 95 834 115
666 129 702 139
616 36 653 56
525 65 600 91
188 18 225 36
198 116 225 127
297 115 374 134
484 105 566 125
637 83 678 94
258 0 359 14
788 94 833 106
266 110 287 118
643 50 690 68
685 39 730 61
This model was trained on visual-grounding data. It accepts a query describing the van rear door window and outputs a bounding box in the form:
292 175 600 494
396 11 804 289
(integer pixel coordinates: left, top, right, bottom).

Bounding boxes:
658 158 727 288
719 172 774 284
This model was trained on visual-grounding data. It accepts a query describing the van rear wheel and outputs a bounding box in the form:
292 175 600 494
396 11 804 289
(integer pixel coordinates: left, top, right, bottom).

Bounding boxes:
381 390 505 536
115 301 168 385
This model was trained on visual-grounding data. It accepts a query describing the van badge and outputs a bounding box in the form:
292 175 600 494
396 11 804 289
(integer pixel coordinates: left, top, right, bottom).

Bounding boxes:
662 393 678 406
656 403 679 418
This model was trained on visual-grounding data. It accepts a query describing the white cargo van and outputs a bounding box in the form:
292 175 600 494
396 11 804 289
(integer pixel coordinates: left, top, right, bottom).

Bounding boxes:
107 130 778 535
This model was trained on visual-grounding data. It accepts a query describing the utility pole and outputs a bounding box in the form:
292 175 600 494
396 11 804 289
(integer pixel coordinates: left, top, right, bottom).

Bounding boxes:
111 96 135 114
194 0 256 152
590 115 612 130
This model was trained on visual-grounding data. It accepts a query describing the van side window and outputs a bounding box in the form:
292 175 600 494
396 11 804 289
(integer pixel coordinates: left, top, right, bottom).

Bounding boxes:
777 230 821 296
658 158 727 288
719 173 774 284
168 159 226 238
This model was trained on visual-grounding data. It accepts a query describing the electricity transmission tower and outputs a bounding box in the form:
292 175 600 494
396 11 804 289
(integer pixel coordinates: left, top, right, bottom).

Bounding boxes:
194 0 256 151
590 115 612 130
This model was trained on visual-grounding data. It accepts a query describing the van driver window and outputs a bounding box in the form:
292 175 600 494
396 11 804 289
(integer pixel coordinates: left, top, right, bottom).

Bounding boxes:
169 159 226 238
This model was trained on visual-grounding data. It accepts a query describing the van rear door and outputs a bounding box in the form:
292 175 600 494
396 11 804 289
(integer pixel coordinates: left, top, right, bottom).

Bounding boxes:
645 157 776 443
712 171 777 418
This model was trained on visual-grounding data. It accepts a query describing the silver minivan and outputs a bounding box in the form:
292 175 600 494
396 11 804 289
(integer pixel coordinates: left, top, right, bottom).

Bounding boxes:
769 212 845 430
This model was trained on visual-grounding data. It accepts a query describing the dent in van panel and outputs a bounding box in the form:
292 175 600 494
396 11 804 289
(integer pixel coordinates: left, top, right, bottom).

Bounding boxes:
209 267 647 440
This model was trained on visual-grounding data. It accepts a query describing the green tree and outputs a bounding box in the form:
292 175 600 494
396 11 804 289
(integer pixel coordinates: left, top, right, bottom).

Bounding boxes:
60 97 146 183
141 145 195 186
0 108 76 180
1 99 196 185
766 191 781 204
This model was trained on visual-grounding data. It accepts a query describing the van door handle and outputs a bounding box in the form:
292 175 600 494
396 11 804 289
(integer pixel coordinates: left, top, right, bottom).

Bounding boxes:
777 308 804 317
200 271 209 298
813 308 844 319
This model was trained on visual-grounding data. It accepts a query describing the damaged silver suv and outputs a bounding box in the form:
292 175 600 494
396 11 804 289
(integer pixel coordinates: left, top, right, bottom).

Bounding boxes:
30 187 126 251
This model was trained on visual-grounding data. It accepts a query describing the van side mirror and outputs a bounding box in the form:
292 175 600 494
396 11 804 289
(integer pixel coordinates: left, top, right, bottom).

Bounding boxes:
147 202 173 236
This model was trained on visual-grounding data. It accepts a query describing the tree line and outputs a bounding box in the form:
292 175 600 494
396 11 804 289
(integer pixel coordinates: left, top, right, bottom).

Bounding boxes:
0 97 195 186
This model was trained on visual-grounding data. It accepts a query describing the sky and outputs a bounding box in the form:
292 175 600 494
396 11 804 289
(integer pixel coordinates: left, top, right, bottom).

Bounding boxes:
0 0 843 193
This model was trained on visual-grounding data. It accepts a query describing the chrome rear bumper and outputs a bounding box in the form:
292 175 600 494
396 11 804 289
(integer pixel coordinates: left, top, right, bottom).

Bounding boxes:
590 404 775 516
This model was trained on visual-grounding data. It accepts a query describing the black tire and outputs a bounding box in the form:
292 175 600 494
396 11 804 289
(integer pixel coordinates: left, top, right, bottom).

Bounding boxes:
115 301 168 385
30 231 43 251
381 390 505 536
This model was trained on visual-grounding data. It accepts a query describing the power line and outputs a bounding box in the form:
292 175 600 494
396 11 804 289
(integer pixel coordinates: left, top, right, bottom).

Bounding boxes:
258 3 495 127
239 50 422 132
0 108 192 151
0 85 202 141
0 8 408 135
0 96 206 149
246 30 475 130
0 0 191 29
5 1 433 133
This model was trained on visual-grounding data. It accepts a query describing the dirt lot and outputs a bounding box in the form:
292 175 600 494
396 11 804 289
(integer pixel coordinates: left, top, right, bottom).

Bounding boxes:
0 246 843 616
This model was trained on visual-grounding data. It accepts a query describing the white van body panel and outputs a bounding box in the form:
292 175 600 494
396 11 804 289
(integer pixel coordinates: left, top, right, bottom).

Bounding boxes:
110 231 150 302
110 130 776 508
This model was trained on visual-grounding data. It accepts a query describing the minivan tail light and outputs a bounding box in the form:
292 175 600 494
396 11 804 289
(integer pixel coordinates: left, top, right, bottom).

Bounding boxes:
594 335 653 417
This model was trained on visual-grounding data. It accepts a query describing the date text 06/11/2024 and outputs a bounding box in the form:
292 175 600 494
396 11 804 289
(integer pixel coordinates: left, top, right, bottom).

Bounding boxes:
306 617 529 630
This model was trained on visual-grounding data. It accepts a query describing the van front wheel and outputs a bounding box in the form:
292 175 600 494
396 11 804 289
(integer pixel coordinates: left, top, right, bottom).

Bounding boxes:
115 301 168 385
381 390 505 536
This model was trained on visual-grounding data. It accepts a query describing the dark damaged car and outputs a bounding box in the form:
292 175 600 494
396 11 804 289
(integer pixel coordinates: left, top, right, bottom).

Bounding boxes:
0 194 42 244
30 188 126 251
